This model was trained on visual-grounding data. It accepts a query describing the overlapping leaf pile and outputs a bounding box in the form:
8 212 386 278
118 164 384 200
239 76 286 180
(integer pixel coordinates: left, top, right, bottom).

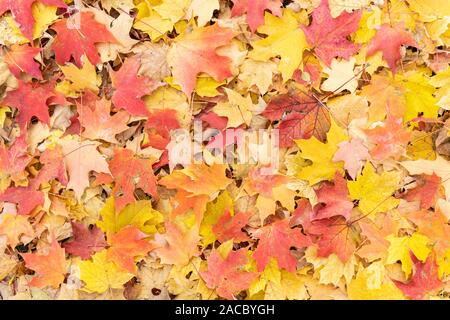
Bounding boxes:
0 0 449 300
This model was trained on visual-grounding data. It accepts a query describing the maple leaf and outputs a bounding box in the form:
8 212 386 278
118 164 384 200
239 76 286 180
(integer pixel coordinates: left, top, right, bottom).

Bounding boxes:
301 0 361 66
155 221 200 267
249 10 309 81
243 167 296 223
360 73 406 122
200 190 234 246
348 162 401 217
252 219 311 272
313 173 353 221
401 156 450 200
78 250 134 294
107 225 155 273
231 0 282 32
262 91 330 148
333 138 369 180
63 222 107 260
21 240 67 288
145 109 181 150
294 118 348 185
160 164 232 199
111 56 157 116
32 145 68 188
386 232 431 277
365 109 411 160
212 210 251 243
348 263 405 300
394 254 443 300
59 138 111 200
167 24 235 97
303 216 357 263
51 11 119 67
59 57 100 95
0 186 44 215
201 248 257 300
0 213 34 247
78 96 130 144
405 209 450 266
97 198 163 238
1 80 65 129
188 0 220 26
0 135 31 192
367 23 417 75
357 220 393 264
403 174 441 209
3 44 42 79
95 148 158 212
0 0 67 40
213 88 255 128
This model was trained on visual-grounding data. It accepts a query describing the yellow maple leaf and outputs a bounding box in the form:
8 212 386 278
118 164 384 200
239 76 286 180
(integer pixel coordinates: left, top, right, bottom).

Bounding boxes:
32 2 59 40
57 56 100 96
249 9 309 82
213 88 255 127
406 0 450 22
199 190 234 247
386 232 431 277
294 119 348 185
304 247 356 287
348 162 401 217
97 197 164 238
153 0 190 24
238 59 276 95
348 263 405 300
134 2 173 41
395 71 439 122
78 250 134 294
195 76 225 97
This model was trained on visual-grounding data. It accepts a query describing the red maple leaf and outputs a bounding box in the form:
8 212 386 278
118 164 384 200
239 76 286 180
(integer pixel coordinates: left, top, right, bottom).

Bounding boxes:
293 63 321 87
21 240 67 288
231 0 282 32
95 148 158 212
212 210 251 243
301 0 361 66
111 56 157 117
1 80 66 129
303 215 356 262
63 222 107 260
367 23 417 74
199 111 228 131
394 254 443 300
78 95 130 143
262 91 330 147
365 111 411 160
51 11 119 67
31 145 68 189
252 219 311 272
0 0 67 40
200 248 257 299
403 174 441 209
313 173 353 221
0 134 31 188
0 186 44 215
145 109 181 150
3 44 42 80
